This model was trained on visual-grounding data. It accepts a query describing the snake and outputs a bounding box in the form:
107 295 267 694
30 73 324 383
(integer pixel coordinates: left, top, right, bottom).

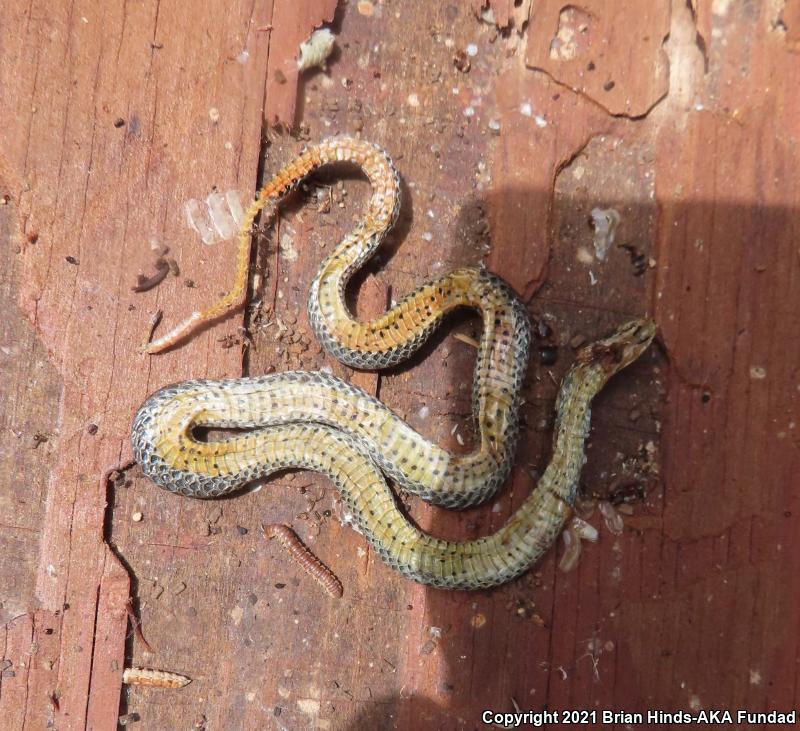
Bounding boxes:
132 137 656 589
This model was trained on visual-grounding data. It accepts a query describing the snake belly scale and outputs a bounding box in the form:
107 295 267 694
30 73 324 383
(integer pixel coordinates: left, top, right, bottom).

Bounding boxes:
132 137 655 589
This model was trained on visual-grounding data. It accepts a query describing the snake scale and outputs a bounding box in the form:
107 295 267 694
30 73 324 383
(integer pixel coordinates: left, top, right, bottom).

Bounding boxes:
132 137 655 590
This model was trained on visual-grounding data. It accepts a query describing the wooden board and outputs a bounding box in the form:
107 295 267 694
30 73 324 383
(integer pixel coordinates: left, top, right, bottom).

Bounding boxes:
1 0 798 729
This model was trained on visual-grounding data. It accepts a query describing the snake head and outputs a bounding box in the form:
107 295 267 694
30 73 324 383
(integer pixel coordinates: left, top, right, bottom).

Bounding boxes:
578 318 657 373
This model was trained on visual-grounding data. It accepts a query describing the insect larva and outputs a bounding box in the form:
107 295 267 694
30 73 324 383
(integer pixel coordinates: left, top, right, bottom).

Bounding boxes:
122 667 191 688
297 28 335 71
262 523 343 598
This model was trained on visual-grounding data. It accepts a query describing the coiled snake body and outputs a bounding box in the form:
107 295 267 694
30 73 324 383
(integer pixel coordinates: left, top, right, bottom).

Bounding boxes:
132 138 655 589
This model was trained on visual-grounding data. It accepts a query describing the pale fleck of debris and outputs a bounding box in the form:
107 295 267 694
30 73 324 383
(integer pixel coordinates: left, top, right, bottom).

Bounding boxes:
297 698 320 716
550 9 582 61
320 364 333 375
488 119 501 132
229 605 244 625
749 365 766 380
132 511 143 522
356 546 366 558
224 140 233 150
519 102 533 117
236 50 249 64
590 207 621 260
246 691 256 702
453 332 480 348
407 92 420 108
428 626 442 638
422 232 433 242
298 28 335 71
576 246 594 265
598 501 624 535
277 685 291 699
205 191 243 241
426 209 436 219
491 501 502 514
279 229 299 262
534 115 548 128
466 43 478 57
149 236 168 255
463 106 475 117
418 405 430 419
184 197 223 246
749 669 762 685
712 0 732 17
208 107 220 123
571 516 598 542
589 270 598 285
455 431 465 446
471 613 487 629
357 0 375 17
689 694 702 711
572 164 585 180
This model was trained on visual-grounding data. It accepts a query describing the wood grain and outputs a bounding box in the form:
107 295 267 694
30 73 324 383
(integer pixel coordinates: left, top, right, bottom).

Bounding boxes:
525 0 671 117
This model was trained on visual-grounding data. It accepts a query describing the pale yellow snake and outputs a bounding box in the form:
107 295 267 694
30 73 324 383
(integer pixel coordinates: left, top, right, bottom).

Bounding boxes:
132 137 655 589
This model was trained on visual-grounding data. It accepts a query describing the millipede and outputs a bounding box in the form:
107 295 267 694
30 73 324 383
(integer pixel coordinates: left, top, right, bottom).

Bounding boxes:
263 523 343 598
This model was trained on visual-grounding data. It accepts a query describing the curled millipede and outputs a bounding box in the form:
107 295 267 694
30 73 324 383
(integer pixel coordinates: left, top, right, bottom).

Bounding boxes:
122 667 191 688
262 523 343 598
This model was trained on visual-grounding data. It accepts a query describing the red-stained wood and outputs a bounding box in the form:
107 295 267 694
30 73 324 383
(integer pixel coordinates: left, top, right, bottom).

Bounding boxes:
471 0 513 29
0 0 313 727
526 0 671 117
2 0 799 729
264 0 339 126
